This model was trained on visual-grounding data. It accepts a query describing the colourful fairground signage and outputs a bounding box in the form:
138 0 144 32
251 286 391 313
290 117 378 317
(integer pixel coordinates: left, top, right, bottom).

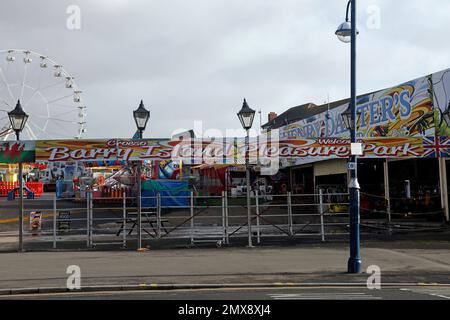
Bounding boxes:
35 139 175 162
275 68 450 166
0 136 448 165
278 68 450 141
34 137 433 163
1 69 450 165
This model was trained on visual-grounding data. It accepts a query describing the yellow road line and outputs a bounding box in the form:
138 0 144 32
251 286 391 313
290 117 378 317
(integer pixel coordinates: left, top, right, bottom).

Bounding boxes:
0 213 53 224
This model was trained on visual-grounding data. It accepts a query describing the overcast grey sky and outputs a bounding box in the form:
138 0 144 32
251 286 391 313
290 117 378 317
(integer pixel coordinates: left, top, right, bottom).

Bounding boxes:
1 0 449 139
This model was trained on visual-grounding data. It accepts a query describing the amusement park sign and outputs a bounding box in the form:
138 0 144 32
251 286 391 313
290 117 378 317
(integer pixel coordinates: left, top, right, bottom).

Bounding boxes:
35 139 175 162
35 137 426 163
0 136 446 164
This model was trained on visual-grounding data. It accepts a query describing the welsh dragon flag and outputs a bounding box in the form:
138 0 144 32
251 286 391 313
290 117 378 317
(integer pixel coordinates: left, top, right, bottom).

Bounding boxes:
0 141 35 163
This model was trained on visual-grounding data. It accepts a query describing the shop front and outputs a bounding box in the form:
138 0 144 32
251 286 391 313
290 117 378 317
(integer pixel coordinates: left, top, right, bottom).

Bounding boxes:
289 164 314 194
387 158 441 218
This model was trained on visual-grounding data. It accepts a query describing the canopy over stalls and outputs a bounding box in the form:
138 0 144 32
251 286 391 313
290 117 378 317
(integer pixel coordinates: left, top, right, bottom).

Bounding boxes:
141 180 189 208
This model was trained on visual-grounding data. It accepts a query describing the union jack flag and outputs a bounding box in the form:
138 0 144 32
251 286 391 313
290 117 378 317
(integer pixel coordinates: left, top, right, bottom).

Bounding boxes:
438 136 450 158
422 136 450 158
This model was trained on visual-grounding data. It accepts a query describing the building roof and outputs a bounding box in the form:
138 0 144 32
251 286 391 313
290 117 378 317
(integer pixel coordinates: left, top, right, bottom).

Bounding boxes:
262 98 350 130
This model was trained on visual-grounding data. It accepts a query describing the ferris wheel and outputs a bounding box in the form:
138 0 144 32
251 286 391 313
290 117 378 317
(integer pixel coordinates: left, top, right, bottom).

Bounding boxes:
0 49 86 141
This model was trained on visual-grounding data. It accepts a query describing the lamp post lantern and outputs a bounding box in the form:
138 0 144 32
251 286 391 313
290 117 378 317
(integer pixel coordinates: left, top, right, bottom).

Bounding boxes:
237 99 256 248
8 100 29 140
8 100 29 252
336 0 362 274
341 105 361 132
133 99 150 139
341 105 352 131
335 0 359 43
133 99 150 250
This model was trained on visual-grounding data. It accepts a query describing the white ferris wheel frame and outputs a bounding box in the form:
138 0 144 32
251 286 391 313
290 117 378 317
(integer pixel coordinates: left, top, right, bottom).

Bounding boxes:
0 49 86 141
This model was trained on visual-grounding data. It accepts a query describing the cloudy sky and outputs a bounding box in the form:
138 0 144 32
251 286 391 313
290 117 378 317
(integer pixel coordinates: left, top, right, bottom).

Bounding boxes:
1 0 449 139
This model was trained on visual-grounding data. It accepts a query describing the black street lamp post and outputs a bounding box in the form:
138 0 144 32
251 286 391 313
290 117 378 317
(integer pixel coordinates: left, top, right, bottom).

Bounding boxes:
134 100 150 139
8 100 29 252
237 99 256 248
336 0 362 274
133 100 150 250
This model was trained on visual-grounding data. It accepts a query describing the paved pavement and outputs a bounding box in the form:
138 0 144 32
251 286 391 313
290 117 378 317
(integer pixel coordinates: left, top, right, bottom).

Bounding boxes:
0 241 449 291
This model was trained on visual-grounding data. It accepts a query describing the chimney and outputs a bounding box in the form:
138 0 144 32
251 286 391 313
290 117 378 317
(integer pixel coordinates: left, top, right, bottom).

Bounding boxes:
268 112 278 122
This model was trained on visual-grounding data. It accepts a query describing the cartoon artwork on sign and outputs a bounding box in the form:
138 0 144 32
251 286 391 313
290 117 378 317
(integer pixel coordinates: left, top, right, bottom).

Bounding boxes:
280 72 436 140
432 69 450 137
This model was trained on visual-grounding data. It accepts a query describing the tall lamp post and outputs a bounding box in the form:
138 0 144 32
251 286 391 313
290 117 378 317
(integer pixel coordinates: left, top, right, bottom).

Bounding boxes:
8 100 29 252
133 100 150 250
237 99 256 248
336 0 362 274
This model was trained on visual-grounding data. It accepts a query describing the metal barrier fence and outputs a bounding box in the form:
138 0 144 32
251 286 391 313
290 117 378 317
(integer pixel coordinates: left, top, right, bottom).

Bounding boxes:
2 190 352 250
2 189 448 251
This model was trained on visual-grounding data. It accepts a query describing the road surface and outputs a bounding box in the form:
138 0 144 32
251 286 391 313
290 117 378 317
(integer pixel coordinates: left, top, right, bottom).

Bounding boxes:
2 286 450 300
